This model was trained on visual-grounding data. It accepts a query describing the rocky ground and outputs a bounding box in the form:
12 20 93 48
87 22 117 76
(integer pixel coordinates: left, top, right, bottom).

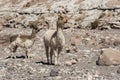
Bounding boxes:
0 0 120 80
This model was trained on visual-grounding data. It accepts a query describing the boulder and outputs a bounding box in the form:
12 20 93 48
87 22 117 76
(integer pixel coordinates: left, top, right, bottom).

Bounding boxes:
50 68 59 77
65 58 78 66
97 48 120 66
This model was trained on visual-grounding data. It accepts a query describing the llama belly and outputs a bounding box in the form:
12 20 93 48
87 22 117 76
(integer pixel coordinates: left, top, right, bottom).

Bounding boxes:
50 38 64 49
17 40 33 48
57 40 65 48
44 30 56 45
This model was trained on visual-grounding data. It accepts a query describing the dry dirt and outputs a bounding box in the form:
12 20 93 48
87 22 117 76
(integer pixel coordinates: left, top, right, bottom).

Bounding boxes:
0 28 120 80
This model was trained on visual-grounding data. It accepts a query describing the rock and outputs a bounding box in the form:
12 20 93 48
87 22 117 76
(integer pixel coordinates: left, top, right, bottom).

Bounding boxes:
97 48 120 66
50 68 59 77
113 39 120 46
71 59 78 64
65 61 72 66
99 26 111 30
70 36 81 46
72 46 78 52
111 25 120 29
98 36 114 48
79 0 108 9
117 67 120 74
71 41 76 46
66 47 71 53
65 58 78 66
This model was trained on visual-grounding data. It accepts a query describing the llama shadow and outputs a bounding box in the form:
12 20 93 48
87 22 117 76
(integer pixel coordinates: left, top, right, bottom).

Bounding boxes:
6 55 26 59
35 61 54 65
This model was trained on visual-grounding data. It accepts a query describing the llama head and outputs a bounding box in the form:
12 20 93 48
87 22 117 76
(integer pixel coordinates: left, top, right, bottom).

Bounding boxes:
39 13 58 29
29 20 42 33
57 13 68 26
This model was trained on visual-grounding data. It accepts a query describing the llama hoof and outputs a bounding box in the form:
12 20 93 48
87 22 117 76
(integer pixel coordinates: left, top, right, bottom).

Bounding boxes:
47 62 54 65
55 64 60 66
50 63 54 65
54 63 60 66
48 62 50 65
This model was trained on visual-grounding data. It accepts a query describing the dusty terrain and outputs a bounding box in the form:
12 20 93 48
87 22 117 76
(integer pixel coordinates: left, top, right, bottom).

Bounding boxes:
0 0 120 80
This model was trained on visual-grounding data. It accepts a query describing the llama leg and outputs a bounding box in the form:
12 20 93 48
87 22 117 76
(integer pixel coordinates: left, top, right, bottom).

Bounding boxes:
57 48 62 64
50 48 53 65
9 42 17 59
54 50 58 65
4 45 13 58
25 48 28 58
45 45 50 64
58 47 62 55
12 45 18 59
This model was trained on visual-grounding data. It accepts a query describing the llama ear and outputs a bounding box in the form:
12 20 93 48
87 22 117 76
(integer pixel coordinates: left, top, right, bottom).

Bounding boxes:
58 14 63 19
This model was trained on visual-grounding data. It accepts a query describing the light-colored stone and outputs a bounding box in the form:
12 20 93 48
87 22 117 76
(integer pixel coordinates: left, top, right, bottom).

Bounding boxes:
97 48 120 66
65 61 72 66
65 58 78 66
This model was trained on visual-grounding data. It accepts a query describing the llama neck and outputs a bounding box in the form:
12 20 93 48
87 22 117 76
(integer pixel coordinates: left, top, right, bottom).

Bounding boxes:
57 25 62 32
56 23 65 46
49 21 57 29
30 29 37 39
56 23 63 38
57 22 63 32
